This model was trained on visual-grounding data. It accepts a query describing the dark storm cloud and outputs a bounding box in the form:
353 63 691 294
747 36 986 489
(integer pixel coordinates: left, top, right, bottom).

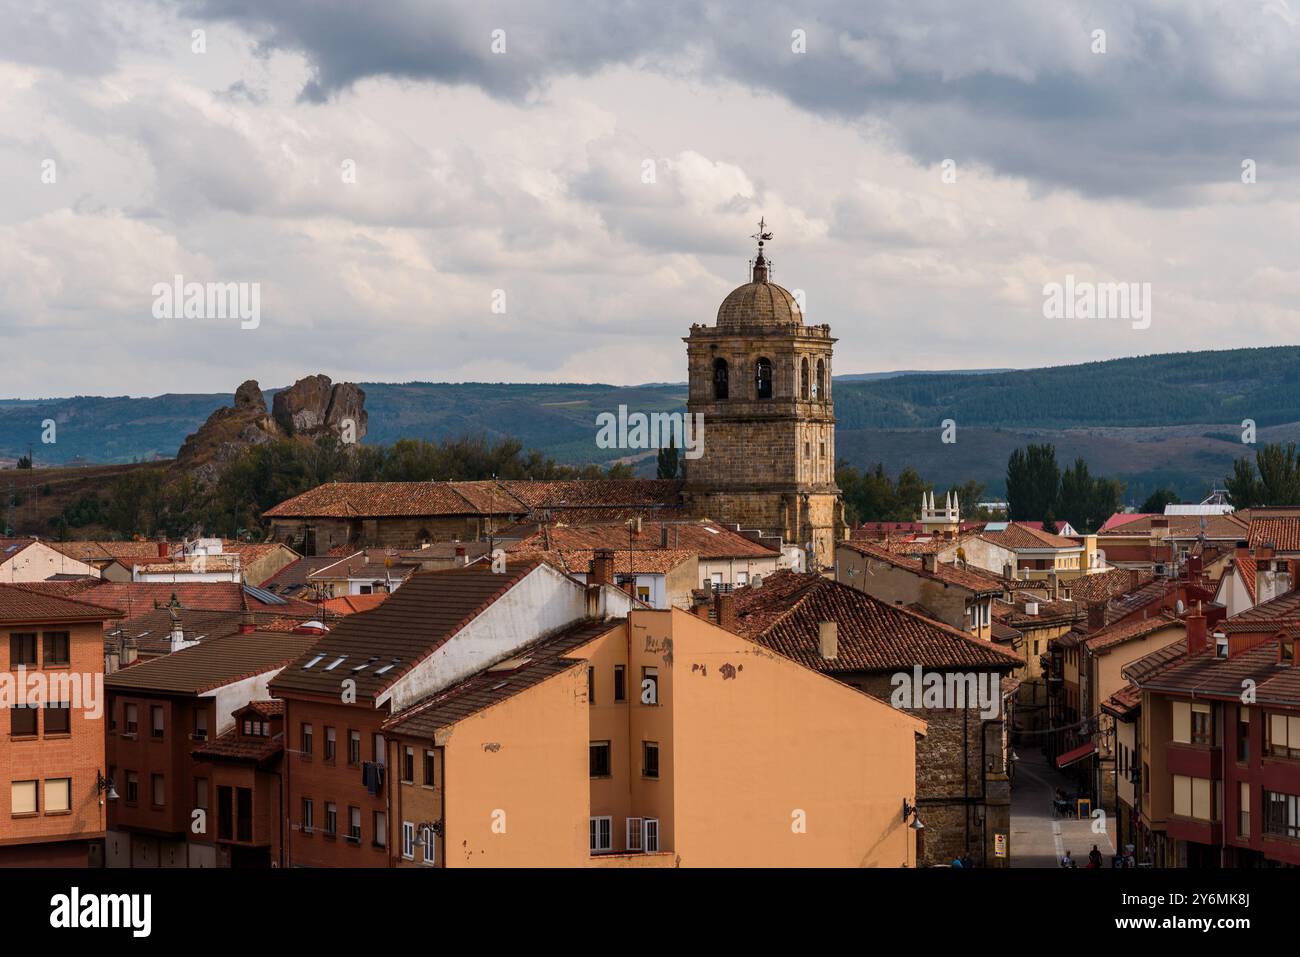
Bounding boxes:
179 0 1300 199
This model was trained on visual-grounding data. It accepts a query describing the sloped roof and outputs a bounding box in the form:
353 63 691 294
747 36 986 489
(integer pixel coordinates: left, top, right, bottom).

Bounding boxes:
1082 613 1183 654
0 583 123 623
1249 517 1300 552
270 562 545 701
731 571 1021 673
104 630 320 694
383 619 620 738
508 520 778 561
981 523 1080 550
511 548 695 576
839 539 1003 595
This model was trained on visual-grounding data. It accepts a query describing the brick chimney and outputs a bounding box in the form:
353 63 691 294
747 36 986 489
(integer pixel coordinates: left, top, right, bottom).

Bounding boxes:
589 548 614 586
818 621 838 660
714 591 736 632
1087 601 1106 632
1185 602 1207 656
157 540 169 559
1128 569 1141 593
921 553 937 574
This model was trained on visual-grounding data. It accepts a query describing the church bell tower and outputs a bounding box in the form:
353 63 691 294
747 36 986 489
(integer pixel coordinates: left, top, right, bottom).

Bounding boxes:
682 221 845 570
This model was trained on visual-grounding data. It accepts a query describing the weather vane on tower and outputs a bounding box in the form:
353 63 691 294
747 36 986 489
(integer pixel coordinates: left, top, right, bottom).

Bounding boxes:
751 217 773 253
749 217 773 282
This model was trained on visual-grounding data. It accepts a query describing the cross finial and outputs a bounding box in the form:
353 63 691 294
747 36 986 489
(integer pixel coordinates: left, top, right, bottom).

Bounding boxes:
751 217 773 252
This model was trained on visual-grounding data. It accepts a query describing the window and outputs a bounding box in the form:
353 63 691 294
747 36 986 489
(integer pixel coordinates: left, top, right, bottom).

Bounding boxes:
9 632 36 667
590 741 611 777
10 705 37 737
589 816 612 853
217 786 232 840
712 358 728 400
151 774 165 807
302 798 314 833
125 771 139 805
402 747 414 783
325 802 338 836
1191 703 1213 746
150 705 164 739
643 818 661 853
325 726 336 762
348 730 361 766
236 787 252 842
815 359 826 399
374 811 387 848
301 723 313 757
1239 782 1250 838
195 778 209 812
11 780 37 816
44 701 70 735
348 806 361 843
755 357 772 399
423 750 435 787
374 733 385 764
1173 774 1213 821
194 708 208 741
642 741 660 779
627 817 643 852
422 825 436 864
44 778 70 813
588 666 596 705
124 703 138 735
736 572 748 586
1264 790 1300 839
402 821 415 859
800 357 810 400
1266 712 1300 759
42 631 69 667
641 666 659 705
1238 708 1250 763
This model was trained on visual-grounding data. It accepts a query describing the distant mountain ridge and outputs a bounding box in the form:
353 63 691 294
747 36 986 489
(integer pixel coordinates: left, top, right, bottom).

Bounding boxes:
5 346 1300 502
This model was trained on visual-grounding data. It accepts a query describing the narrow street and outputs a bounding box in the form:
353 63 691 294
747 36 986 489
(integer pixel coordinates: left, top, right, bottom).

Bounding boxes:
1011 747 1115 868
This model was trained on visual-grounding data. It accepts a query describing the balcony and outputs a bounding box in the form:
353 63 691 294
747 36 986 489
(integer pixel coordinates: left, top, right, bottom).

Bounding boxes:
1167 742 1220 779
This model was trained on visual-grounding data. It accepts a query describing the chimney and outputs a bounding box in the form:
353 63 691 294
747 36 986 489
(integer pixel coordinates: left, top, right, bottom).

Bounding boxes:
157 540 169 559
1049 571 1059 601
1087 601 1106 632
590 548 614 587
239 611 256 634
584 583 601 618
921 553 937 574
818 620 838 660
454 544 468 567
1128 569 1140 593
660 526 670 548
121 637 138 667
714 591 736 632
1185 602 1207 656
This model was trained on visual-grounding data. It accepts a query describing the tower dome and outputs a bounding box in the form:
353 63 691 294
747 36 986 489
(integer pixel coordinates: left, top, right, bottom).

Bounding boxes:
715 220 803 328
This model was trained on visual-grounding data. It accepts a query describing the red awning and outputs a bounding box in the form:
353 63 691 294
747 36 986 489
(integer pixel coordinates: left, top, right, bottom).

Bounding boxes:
1056 741 1097 769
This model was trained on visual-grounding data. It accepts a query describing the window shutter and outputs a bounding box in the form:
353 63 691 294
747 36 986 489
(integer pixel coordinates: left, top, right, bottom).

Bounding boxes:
626 817 643 852
643 818 660 853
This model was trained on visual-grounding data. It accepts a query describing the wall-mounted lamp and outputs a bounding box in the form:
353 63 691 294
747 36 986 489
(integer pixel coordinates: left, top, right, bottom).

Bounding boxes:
902 798 924 831
96 770 118 801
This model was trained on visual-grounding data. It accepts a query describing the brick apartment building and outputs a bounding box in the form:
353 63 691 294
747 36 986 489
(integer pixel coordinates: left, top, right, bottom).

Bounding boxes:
1130 593 1300 867
103 627 320 867
0 584 122 866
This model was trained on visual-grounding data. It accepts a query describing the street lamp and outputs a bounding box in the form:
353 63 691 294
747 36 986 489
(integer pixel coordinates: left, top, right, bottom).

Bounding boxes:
96 770 118 801
902 798 924 830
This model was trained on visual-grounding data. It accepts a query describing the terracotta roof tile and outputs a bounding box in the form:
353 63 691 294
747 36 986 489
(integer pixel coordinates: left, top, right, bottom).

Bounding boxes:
0 583 124 623
731 571 1021 673
839 540 1003 594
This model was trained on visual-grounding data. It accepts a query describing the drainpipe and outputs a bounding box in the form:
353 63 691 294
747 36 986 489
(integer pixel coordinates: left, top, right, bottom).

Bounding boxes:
963 704 970 855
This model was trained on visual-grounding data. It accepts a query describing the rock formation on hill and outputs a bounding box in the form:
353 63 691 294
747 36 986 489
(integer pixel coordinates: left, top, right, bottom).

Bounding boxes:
174 375 368 485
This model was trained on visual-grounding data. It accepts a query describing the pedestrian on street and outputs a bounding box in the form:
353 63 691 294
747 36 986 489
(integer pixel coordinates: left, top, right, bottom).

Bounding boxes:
1061 849 1074 868
1087 845 1103 869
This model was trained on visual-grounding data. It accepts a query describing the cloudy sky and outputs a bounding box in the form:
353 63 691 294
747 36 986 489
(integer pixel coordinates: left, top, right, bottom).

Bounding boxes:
3 0 1300 397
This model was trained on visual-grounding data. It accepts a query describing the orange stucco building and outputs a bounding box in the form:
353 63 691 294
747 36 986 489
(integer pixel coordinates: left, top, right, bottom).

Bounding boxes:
384 605 925 867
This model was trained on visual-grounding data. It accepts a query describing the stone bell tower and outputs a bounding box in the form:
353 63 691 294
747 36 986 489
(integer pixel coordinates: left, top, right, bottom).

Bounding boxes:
682 220 845 570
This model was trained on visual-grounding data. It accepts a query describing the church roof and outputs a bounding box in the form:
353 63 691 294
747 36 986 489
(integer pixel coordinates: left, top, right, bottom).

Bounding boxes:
716 279 803 328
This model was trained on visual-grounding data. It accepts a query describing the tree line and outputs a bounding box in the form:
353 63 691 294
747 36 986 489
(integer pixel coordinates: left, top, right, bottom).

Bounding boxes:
51 435 634 540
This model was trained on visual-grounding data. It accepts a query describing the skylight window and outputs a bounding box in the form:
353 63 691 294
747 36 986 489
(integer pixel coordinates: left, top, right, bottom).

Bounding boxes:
324 656 347 671
374 659 400 675
303 654 325 669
